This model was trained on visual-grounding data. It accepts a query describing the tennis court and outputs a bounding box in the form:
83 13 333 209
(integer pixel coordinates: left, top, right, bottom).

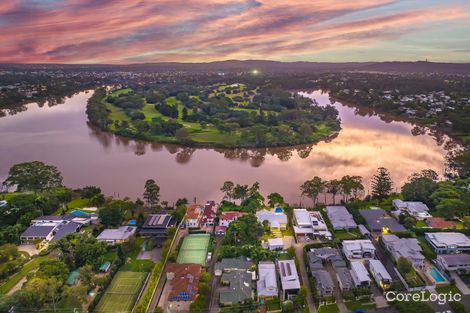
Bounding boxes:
94 271 147 313
176 234 210 266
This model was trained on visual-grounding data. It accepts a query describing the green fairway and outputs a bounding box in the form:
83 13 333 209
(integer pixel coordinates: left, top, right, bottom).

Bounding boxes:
176 234 210 266
94 271 147 313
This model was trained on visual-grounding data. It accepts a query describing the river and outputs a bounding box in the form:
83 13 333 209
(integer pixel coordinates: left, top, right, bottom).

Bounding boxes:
0 90 450 204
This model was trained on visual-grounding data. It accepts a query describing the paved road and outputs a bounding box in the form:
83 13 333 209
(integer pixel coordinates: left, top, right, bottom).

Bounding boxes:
452 272 470 295
295 242 317 313
208 237 223 313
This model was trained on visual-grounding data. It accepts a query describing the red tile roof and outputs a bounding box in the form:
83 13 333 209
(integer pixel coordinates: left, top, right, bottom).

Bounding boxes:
186 204 203 220
220 211 245 221
166 263 202 302
426 217 456 229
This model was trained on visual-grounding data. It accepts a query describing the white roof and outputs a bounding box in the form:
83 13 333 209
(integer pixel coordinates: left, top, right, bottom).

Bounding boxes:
97 226 136 241
257 262 278 297
294 209 311 226
343 239 375 252
326 206 357 229
278 260 300 291
256 209 287 225
368 259 392 281
350 261 370 282
426 232 470 247
268 238 284 247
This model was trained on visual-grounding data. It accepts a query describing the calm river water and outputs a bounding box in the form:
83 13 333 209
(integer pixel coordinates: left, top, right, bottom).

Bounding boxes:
0 90 450 204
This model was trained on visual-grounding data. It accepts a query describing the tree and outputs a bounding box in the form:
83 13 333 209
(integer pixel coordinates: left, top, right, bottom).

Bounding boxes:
3 161 63 192
267 192 284 207
326 179 342 204
79 264 94 290
300 177 324 206
233 184 249 202
143 179 160 208
402 170 439 205
397 257 412 275
98 206 124 227
371 167 393 199
220 181 234 201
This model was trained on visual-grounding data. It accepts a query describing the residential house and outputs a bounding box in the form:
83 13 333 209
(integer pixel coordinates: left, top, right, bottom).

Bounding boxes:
293 209 331 239
336 267 354 292
312 270 335 297
436 254 470 272
257 261 278 299
392 200 432 220
215 211 246 236
139 214 177 242
256 209 287 230
185 204 203 228
425 232 470 254
360 209 406 233
97 226 136 245
350 261 371 288
368 259 392 290
278 260 300 300
214 257 252 276
220 271 254 305
342 240 376 260
326 206 357 230
267 238 284 251
20 213 90 244
166 263 202 313
201 201 217 227
307 247 346 270
381 234 425 268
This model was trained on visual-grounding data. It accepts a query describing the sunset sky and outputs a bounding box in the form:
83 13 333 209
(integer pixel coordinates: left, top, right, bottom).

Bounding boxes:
1 0 470 64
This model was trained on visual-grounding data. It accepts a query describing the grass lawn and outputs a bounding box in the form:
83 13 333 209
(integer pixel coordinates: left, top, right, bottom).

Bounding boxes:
121 259 154 272
317 303 340 313
345 299 377 311
334 229 361 240
415 220 427 228
436 285 461 295
265 299 281 311
67 197 91 209
0 256 50 294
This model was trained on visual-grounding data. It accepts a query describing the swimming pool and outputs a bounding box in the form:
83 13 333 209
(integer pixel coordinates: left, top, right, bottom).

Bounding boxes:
70 210 89 216
429 266 446 283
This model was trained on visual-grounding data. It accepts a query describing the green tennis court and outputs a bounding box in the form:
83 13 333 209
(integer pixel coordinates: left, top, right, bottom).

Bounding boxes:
176 234 210 266
94 271 147 313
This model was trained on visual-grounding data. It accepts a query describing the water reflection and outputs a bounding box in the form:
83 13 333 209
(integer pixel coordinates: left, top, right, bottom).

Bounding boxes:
0 89 455 202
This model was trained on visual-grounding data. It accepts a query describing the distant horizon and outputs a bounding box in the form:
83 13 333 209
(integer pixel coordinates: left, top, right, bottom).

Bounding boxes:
1 1 470 64
2 59 470 66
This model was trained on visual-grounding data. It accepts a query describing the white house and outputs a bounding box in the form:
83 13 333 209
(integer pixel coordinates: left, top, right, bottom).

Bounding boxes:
381 234 425 268
256 209 287 230
368 259 392 289
219 211 245 227
350 261 371 288
342 240 376 260
267 238 284 251
425 232 470 254
392 199 432 220
278 260 300 300
97 226 136 245
257 261 278 299
436 254 470 272
293 209 331 239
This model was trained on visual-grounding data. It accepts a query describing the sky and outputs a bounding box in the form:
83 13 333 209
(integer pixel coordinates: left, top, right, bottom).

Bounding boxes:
1 0 470 64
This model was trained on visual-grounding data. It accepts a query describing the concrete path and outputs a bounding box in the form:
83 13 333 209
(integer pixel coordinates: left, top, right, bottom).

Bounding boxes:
452 272 470 295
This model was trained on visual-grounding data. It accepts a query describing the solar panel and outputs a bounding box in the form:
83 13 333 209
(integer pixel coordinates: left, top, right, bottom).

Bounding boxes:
286 263 292 276
280 262 286 277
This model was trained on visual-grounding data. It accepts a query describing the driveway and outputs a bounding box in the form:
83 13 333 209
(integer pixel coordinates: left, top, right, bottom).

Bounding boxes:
451 272 470 295
295 242 317 313
18 244 39 256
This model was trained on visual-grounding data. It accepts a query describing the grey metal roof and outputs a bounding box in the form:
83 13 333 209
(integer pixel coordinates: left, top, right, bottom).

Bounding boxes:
312 270 334 295
360 209 406 232
21 225 55 238
51 222 81 241
437 254 470 267
219 271 252 304
326 206 357 230
336 267 354 290
215 257 252 272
